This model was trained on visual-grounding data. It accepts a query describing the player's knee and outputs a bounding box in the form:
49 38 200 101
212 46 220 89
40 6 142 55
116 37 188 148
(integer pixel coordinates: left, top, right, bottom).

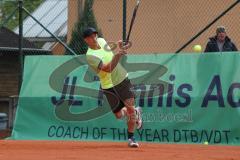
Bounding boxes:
126 106 135 115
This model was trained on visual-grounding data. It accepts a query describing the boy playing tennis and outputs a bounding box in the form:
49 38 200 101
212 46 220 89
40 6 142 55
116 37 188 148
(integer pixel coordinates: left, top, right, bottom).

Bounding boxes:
83 27 142 148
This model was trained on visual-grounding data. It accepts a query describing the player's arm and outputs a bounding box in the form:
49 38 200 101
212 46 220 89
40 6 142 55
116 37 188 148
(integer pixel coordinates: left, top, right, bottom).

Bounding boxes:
99 49 126 73
98 40 130 73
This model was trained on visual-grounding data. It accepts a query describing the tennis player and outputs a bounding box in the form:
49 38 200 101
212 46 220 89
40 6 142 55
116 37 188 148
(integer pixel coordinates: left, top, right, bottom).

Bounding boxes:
83 27 142 148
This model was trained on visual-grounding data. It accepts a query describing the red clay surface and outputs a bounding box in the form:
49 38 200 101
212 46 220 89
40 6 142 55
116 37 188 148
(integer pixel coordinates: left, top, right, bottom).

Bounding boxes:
0 140 240 160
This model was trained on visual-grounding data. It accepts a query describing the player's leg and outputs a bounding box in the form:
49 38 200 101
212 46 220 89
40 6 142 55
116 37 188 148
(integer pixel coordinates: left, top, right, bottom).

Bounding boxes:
102 78 142 147
123 98 136 132
117 78 142 129
123 97 139 147
116 78 142 147
114 107 127 119
112 94 142 129
112 97 142 148
112 97 138 147
114 104 142 129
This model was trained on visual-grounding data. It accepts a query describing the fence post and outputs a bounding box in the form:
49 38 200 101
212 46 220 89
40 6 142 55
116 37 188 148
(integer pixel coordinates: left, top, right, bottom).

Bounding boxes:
8 95 18 129
18 0 23 93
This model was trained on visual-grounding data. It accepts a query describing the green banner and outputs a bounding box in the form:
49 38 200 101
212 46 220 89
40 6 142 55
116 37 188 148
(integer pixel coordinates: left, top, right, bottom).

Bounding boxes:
10 53 240 145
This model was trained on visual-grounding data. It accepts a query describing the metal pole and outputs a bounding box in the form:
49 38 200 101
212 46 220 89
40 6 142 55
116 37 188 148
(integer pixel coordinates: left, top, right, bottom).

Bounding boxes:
18 0 23 93
175 0 240 53
123 0 127 41
78 0 84 19
0 47 51 54
121 0 128 64
8 95 18 129
23 8 77 55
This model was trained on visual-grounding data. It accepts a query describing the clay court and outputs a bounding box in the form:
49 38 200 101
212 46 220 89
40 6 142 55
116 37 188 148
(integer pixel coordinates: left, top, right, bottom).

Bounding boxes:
0 140 240 160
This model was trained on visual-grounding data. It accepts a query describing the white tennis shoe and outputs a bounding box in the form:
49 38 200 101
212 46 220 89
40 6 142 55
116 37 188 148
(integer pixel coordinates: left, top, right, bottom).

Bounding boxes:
128 137 139 148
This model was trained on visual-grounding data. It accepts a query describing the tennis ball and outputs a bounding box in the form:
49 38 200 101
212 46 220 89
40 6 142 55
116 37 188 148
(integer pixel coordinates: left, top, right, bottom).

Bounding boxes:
193 45 202 53
203 141 209 145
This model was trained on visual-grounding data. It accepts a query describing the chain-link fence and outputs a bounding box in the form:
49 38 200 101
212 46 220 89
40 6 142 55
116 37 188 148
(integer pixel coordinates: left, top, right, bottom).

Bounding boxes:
93 0 240 54
57 0 240 54
1 0 239 55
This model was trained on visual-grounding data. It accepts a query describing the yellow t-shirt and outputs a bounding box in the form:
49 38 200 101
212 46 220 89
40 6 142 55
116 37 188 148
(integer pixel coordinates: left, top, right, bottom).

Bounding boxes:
86 38 128 89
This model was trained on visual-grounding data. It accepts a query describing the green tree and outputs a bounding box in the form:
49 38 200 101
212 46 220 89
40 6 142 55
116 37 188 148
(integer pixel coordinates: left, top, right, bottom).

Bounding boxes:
0 0 43 30
68 0 102 55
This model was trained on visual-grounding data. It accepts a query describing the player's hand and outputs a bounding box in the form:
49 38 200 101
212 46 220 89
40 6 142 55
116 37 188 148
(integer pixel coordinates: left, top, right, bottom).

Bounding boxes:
118 49 127 56
118 40 131 50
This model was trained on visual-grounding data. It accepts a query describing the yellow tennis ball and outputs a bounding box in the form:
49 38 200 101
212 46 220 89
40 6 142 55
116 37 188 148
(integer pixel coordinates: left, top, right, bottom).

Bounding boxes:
193 45 202 53
204 141 209 145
